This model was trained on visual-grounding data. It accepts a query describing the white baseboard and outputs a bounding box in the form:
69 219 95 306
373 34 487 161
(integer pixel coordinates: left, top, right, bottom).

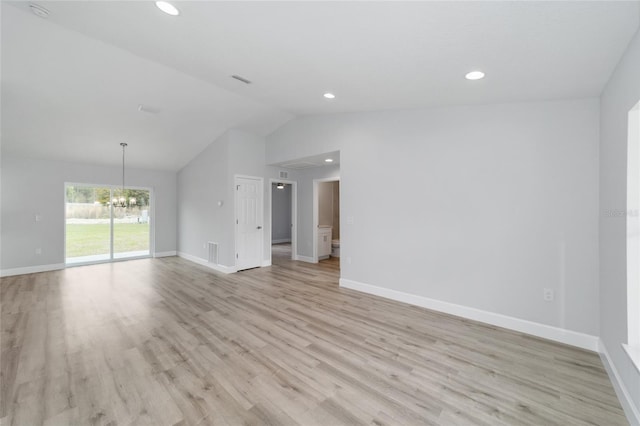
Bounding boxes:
599 340 640 425
271 239 292 244
295 255 316 263
177 252 237 274
339 278 599 352
1 263 65 278
154 251 177 258
262 260 272 267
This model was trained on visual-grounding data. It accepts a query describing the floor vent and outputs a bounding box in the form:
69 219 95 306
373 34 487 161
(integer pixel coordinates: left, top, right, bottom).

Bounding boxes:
207 242 218 264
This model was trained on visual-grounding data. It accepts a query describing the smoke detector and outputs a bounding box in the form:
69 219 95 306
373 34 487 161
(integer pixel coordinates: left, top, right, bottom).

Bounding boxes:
30 4 50 19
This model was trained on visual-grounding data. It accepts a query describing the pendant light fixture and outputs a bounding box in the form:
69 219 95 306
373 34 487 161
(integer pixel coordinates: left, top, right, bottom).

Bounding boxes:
112 143 136 208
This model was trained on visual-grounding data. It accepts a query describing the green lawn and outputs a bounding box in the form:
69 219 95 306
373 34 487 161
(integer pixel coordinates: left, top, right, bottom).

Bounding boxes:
66 223 150 258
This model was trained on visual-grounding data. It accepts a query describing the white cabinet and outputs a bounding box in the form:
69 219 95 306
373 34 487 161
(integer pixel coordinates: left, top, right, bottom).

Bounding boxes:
318 226 332 259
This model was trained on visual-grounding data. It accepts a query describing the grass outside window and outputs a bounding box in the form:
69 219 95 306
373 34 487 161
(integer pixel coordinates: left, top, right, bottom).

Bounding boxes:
66 223 150 258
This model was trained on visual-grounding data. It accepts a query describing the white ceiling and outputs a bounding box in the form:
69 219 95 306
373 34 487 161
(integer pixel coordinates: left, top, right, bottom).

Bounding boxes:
2 1 639 171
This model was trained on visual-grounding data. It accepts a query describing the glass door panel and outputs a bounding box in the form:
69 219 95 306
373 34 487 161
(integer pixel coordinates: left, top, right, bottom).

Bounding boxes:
65 185 112 264
65 184 151 264
113 189 151 259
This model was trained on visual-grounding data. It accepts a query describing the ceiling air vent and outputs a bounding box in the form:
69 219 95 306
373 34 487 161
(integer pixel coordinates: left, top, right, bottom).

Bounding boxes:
279 171 288 179
231 75 251 84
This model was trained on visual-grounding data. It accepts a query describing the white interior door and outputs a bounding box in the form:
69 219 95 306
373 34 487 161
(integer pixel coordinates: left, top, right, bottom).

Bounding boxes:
236 176 263 271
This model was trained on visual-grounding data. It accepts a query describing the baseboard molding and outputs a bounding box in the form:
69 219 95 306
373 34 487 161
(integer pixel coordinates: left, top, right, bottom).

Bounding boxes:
295 255 316 264
1 263 65 278
271 239 292 244
262 260 272 267
599 340 640 425
177 252 237 274
339 278 599 352
154 251 177 258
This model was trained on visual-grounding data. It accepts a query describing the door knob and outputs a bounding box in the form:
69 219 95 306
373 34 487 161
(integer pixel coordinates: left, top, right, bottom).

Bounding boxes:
257 226 262 229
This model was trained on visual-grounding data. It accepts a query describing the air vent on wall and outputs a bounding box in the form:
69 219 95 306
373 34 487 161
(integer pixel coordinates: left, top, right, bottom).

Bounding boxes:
207 241 218 264
279 171 288 179
231 75 251 84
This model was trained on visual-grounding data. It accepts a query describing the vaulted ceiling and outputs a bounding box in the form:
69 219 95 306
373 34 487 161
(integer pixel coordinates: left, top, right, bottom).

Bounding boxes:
2 1 639 171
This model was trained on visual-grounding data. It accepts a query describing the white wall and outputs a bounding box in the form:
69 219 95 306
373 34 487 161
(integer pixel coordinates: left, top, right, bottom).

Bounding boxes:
177 132 231 265
271 183 292 243
599 28 640 421
0 155 177 272
177 129 265 268
267 98 600 336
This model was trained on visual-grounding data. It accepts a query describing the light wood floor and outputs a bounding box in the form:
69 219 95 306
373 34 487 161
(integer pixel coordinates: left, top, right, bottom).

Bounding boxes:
1 253 627 425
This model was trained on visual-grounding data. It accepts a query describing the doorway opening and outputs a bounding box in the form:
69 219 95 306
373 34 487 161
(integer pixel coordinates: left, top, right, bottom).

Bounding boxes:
314 178 340 267
65 183 151 265
270 179 297 266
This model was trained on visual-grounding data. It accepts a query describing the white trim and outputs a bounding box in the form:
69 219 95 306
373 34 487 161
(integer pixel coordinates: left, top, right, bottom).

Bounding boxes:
271 238 292 244
1 263 65 278
177 251 237 274
622 344 640 375
262 260 272 267
154 251 177 258
295 255 316 264
66 255 151 268
339 278 599 352
600 340 640 425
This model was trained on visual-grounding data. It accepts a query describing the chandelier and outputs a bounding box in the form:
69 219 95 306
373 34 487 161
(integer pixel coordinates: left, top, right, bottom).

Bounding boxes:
112 143 137 208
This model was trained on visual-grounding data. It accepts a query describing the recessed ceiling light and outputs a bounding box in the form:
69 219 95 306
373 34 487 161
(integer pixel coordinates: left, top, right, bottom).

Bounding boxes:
325 158 333 163
156 1 180 16
29 4 50 19
323 93 336 99
465 71 485 80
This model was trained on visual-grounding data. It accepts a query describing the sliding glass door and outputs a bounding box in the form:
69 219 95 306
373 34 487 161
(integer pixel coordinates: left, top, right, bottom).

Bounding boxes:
113 189 151 259
65 185 112 263
65 184 151 265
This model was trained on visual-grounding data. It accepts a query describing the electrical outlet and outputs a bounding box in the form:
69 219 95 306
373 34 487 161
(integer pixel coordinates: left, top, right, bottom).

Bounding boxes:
346 216 354 225
35 248 42 255
203 243 207 249
34 214 42 222
543 288 554 302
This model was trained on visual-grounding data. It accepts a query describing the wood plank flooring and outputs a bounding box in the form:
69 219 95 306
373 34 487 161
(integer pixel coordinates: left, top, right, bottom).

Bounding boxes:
0 249 628 425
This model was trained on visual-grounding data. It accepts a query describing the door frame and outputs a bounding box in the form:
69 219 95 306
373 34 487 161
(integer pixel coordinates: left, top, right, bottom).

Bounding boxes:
313 177 340 263
234 175 264 270
268 178 298 264
63 182 155 267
